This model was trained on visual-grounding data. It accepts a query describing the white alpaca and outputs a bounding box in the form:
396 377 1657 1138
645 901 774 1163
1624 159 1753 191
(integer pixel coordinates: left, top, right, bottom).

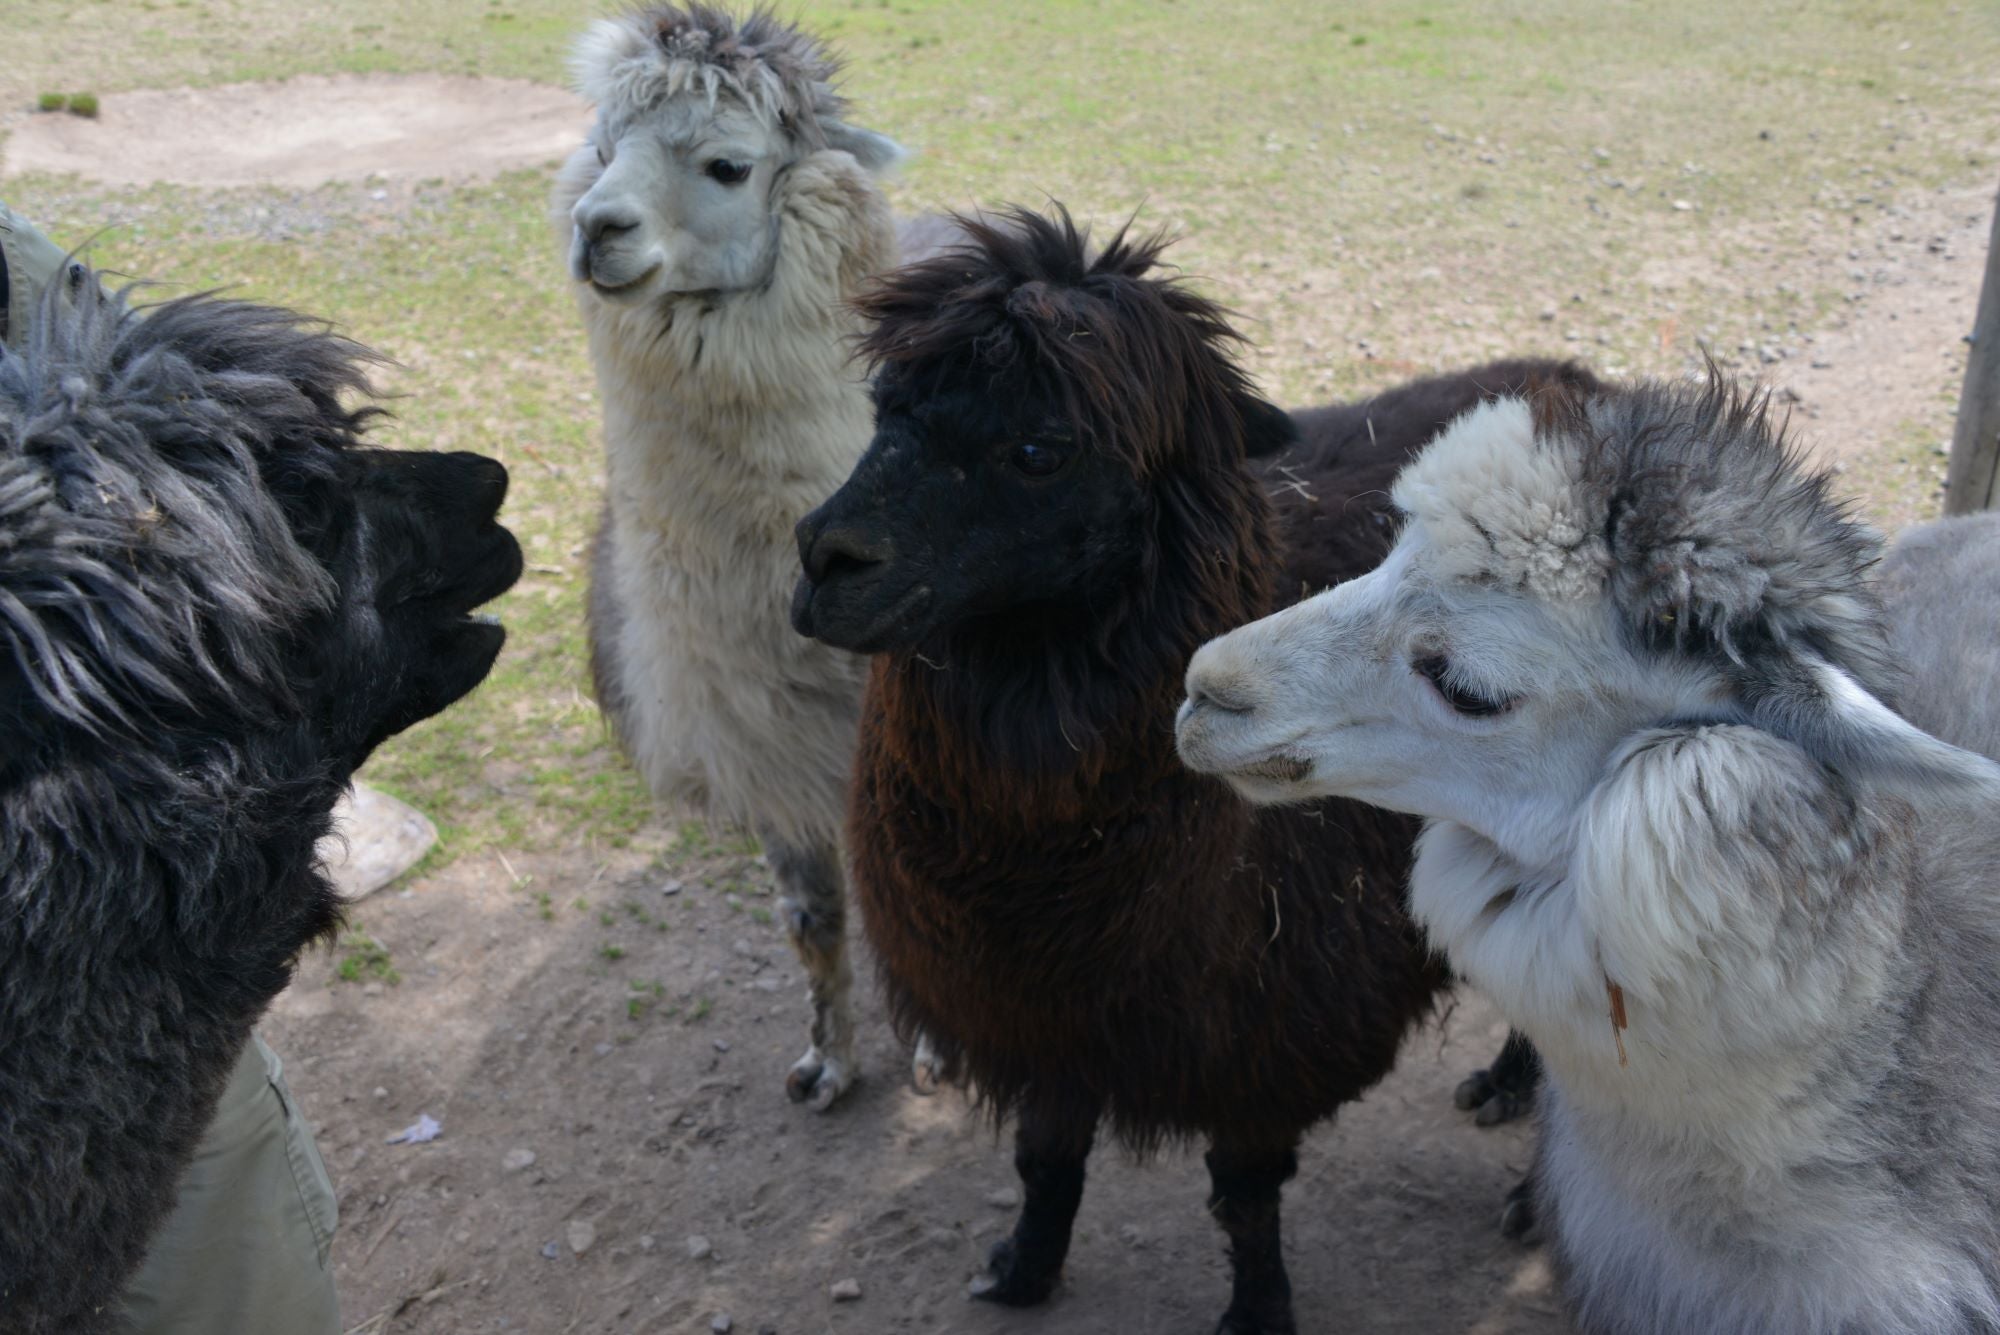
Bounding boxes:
1176 378 2000 1334
555 5 908 1110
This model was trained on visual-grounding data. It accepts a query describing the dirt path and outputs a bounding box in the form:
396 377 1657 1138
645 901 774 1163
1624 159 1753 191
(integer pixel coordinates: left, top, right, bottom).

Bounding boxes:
1 75 586 187
268 846 1560 1335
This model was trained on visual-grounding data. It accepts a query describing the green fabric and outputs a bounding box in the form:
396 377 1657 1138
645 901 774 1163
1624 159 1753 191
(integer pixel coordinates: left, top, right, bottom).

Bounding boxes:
0 199 83 351
111 1036 342 1335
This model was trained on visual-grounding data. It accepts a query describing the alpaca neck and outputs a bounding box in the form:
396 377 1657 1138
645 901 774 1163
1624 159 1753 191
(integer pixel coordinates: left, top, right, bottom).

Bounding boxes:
587 302 873 558
885 460 1274 817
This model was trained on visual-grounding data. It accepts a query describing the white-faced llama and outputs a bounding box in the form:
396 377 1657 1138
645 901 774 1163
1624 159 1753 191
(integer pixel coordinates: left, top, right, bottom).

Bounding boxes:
1179 377 2000 1335
555 4 911 1109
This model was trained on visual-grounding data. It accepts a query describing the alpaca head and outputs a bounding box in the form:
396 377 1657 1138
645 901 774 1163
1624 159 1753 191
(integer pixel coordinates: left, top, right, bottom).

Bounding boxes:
0 289 522 784
560 4 903 304
1175 373 1977 872
790 205 1293 655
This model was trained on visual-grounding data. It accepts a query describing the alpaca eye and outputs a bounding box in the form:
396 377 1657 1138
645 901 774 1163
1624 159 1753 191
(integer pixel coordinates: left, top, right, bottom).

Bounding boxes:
1414 655 1509 717
1007 441 1066 478
706 159 752 185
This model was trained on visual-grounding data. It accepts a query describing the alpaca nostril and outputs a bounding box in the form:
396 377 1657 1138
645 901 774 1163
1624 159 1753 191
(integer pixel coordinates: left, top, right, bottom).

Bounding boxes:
804 525 890 585
574 205 640 248
1188 679 1255 716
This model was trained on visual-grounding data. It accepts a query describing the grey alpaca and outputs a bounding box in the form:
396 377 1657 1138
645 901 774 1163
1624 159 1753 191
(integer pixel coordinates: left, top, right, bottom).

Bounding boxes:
0 286 519 1332
554 4 928 1108
1179 377 2000 1334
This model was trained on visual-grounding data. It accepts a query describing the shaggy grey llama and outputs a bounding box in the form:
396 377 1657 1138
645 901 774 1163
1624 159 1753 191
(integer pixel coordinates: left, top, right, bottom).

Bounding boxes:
0 286 520 1333
1177 376 2000 1334
554 3 916 1110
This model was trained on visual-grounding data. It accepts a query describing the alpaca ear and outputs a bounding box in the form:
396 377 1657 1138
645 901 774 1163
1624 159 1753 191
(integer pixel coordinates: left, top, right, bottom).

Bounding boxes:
1235 392 1298 459
1736 652 1999 794
822 120 908 175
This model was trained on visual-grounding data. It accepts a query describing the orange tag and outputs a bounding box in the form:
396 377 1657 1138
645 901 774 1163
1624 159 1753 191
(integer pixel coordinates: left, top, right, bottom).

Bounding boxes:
1606 978 1629 1068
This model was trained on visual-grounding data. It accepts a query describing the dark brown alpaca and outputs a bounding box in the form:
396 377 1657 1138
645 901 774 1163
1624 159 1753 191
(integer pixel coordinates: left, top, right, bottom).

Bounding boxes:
790 205 1596 1333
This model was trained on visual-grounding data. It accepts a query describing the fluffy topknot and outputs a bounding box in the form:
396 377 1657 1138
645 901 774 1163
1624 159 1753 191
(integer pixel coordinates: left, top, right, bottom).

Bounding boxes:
1395 372 1896 695
853 204 1268 475
0 283 378 740
572 4 846 145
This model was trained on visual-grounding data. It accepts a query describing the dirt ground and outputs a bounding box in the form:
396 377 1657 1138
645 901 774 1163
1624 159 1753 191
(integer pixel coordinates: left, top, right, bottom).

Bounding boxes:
19 74 1988 1335
0 75 586 187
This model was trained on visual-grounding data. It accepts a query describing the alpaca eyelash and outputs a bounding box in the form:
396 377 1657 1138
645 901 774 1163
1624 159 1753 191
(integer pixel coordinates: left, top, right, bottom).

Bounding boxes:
1413 654 1511 717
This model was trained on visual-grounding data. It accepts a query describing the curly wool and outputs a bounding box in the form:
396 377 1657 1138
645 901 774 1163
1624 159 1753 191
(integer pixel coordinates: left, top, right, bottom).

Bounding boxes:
0 286 517 1334
572 5 847 143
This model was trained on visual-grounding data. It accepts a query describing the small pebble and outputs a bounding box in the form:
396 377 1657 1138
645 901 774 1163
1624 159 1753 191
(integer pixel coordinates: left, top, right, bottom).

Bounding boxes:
831 1278 862 1302
567 1220 597 1255
372 1087 388 1100
713 1039 732 1053
639 1234 657 1252
594 1042 614 1057
986 1187 1020 1209
687 1234 713 1261
661 878 684 896
502 1148 537 1174
539 1240 560 1260
710 1316 733 1334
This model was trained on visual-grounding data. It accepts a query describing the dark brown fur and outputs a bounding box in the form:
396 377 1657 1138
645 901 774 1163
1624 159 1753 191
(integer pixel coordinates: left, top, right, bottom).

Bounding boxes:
813 207 1596 1329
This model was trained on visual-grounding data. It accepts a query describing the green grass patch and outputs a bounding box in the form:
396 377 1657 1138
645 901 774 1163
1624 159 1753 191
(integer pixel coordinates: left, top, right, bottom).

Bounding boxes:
334 930 400 985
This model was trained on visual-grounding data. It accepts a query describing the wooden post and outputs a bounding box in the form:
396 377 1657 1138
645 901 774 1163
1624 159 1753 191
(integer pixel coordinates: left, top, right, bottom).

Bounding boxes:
1944 182 2000 515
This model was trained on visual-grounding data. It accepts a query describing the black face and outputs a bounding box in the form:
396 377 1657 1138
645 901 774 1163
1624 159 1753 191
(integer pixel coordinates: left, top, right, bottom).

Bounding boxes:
791 373 1150 654
289 449 523 766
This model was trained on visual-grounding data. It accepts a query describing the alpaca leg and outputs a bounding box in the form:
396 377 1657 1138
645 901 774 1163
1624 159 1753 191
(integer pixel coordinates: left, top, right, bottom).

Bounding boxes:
1205 1138 1300 1335
1499 1172 1539 1241
1453 1027 1541 1127
761 827 858 1112
909 1030 948 1094
970 1093 1099 1307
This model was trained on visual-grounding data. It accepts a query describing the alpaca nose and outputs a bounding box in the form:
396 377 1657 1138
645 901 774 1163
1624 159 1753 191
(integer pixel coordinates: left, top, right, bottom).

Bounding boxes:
573 199 640 250
1185 676 1256 716
799 521 890 585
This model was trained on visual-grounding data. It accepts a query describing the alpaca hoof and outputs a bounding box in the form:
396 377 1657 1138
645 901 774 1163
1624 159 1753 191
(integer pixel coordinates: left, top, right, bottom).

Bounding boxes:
1454 1067 1533 1126
1499 1176 1539 1242
910 1032 947 1095
1474 1089 1531 1126
968 1235 1059 1307
1452 1067 1496 1112
785 1048 855 1112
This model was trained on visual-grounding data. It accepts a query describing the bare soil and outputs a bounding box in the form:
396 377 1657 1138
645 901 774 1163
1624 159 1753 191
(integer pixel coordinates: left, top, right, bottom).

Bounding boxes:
270 845 1562 1335
0 75 586 187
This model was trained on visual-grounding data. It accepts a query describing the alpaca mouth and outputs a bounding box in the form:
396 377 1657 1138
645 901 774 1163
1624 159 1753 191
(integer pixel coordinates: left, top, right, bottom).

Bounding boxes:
1232 753 1314 784
585 261 661 299
794 577 933 654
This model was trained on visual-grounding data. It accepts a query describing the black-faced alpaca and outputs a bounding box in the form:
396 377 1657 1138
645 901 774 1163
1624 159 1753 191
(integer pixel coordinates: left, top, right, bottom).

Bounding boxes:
0 287 521 1334
789 205 1598 1334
